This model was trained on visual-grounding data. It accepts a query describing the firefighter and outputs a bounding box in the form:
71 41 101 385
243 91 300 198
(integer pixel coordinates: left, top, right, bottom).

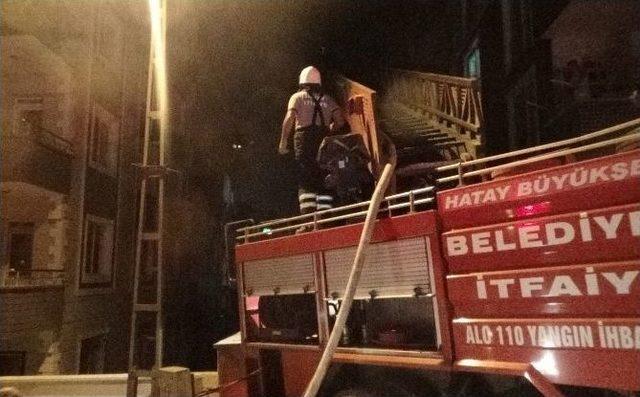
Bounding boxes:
279 66 344 215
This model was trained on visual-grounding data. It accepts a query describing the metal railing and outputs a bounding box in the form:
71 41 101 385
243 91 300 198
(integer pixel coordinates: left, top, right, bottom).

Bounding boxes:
383 68 483 143
0 268 65 288
34 126 74 156
435 118 640 185
236 186 435 243
17 124 74 156
235 119 640 245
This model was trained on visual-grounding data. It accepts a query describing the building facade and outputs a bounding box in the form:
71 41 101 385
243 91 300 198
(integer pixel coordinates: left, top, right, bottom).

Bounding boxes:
1 0 148 374
451 0 640 155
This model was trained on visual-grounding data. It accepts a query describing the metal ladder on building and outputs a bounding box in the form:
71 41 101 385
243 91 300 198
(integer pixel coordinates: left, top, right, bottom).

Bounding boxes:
127 0 169 385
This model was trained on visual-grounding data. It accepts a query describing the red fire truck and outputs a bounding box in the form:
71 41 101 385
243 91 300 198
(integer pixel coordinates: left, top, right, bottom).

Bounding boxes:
218 120 640 397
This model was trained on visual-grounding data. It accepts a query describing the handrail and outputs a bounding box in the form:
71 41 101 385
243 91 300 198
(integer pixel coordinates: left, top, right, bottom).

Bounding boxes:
1 268 65 288
437 118 640 173
238 198 435 241
33 126 73 156
236 186 435 242
383 68 483 142
390 68 477 86
436 131 640 184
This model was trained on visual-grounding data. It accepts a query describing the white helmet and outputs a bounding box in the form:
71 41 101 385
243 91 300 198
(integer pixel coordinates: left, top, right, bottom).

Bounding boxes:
299 66 321 86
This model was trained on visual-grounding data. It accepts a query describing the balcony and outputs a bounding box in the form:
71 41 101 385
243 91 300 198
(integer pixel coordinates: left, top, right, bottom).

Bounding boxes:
0 269 65 290
2 34 74 195
0 271 65 363
1 126 73 195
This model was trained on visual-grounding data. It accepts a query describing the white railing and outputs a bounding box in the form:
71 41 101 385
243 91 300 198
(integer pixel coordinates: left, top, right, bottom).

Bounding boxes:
234 119 640 244
236 186 435 243
436 118 640 184
0 269 65 289
34 126 73 156
383 68 483 142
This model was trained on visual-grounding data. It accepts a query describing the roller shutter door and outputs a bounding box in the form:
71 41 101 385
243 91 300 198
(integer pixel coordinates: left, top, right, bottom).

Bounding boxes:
324 237 431 299
243 254 315 296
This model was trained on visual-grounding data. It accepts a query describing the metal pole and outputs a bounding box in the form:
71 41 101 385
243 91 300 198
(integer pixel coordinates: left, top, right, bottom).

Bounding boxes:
223 219 254 286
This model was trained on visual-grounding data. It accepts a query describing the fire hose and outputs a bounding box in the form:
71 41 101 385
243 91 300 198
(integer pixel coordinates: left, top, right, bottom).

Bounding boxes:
302 162 396 397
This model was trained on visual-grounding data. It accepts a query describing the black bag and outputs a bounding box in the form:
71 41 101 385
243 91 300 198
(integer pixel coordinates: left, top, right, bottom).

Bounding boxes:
317 133 375 206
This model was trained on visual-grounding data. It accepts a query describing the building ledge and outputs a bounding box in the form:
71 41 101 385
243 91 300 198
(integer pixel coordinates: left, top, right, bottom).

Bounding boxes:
0 371 218 397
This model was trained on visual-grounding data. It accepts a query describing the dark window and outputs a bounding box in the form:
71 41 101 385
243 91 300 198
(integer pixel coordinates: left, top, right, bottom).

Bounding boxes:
0 351 26 375
85 221 103 274
8 223 34 271
88 104 118 174
79 335 105 374
90 118 110 168
81 216 114 285
465 46 481 78
14 98 43 136
18 109 43 135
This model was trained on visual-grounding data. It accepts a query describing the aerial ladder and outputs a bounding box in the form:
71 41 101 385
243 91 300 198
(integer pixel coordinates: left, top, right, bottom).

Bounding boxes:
127 0 170 386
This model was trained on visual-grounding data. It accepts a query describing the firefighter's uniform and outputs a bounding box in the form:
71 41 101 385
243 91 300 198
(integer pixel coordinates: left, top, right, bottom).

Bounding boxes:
280 67 344 214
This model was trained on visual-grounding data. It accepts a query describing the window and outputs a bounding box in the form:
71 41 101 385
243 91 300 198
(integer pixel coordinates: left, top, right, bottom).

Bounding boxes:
8 223 34 272
79 334 106 374
88 103 118 175
13 98 43 136
81 215 114 285
464 44 481 78
0 351 26 375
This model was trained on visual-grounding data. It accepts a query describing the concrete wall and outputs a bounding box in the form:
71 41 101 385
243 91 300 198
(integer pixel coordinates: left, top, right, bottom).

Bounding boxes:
0 371 218 397
547 0 640 74
0 288 64 374
0 187 69 272
1 1 147 375
0 374 152 397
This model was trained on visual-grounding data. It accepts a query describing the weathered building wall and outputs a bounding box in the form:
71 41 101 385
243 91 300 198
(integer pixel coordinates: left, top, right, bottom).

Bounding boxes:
547 0 640 77
1 0 148 375
450 0 638 154
0 288 64 374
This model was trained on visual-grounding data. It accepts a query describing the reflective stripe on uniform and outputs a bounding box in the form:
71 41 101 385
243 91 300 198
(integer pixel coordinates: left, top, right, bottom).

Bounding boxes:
299 193 317 202
300 202 317 210
317 195 333 211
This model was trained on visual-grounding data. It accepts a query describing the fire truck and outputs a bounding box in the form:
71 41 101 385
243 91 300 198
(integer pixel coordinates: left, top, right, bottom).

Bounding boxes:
217 118 640 397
